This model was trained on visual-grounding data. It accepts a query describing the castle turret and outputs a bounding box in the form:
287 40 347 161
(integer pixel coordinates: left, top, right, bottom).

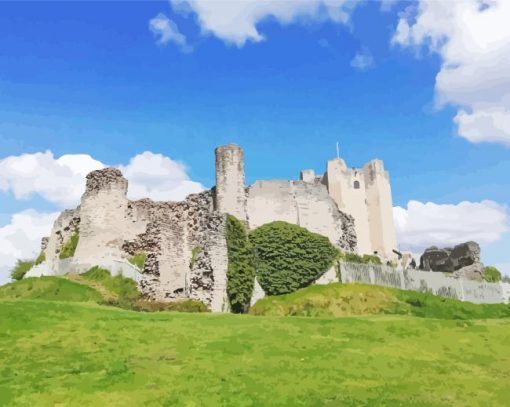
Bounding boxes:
214 144 247 221
300 169 316 183
73 168 130 263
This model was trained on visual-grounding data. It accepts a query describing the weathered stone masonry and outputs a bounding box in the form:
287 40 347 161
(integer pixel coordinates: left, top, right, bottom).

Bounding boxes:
38 144 359 312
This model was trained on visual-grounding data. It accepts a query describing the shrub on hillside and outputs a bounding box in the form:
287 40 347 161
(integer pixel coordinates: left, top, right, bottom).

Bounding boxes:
249 221 339 296
82 266 140 303
10 260 34 281
226 215 256 313
483 266 502 283
35 251 46 265
59 231 79 259
128 252 146 270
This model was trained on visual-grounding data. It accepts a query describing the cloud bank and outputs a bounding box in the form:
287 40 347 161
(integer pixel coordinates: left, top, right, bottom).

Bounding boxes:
393 0 510 146
394 200 509 254
0 152 104 208
0 151 205 208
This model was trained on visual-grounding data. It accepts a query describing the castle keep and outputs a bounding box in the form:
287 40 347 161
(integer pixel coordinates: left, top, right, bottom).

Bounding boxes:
29 144 399 311
303 156 398 260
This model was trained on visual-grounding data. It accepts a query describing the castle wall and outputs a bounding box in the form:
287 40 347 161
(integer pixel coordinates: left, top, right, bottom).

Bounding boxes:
41 168 230 312
44 208 80 264
246 180 299 228
340 261 508 304
246 179 357 251
37 144 365 312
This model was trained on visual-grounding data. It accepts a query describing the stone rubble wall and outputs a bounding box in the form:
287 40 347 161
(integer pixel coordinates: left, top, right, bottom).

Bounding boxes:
37 145 359 313
44 209 80 264
122 191 229 311
40 169 229 312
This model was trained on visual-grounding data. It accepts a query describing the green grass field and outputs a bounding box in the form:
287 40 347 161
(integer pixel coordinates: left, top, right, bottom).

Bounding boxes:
1 278 510 406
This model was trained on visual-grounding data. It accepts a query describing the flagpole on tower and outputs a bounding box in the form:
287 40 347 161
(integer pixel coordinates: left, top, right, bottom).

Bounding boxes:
336 142 340 159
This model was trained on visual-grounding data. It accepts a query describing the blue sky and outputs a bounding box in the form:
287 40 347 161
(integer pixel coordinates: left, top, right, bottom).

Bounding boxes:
1 0 509 280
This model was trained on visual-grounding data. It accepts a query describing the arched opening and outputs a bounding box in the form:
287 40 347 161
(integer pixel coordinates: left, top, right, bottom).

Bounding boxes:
353 180 360 189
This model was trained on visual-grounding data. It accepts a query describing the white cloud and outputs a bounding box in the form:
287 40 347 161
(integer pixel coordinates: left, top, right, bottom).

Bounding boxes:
350 47 374 71
393 200 509 253
380 0 398 12
118 151 204 201
392 0 510 146
170 0 357 46
0 151 205 208
0 210 59 286
149 12 191 52
0 151 104 208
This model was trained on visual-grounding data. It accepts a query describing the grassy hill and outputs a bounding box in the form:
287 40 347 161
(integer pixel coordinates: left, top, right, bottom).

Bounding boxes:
250 283 510 320
1 299 510 406
1 278 510 405
0 277 102 302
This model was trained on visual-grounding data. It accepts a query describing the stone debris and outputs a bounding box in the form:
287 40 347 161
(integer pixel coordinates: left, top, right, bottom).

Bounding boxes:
420 241 484 281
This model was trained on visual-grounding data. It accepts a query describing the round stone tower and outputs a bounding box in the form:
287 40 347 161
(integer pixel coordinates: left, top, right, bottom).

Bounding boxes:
214 144 247 221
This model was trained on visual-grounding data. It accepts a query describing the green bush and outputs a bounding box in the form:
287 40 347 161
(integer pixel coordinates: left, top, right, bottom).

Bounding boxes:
226 215 256 313
82 266 140 303
341 252 382 265
35 251 46 265
483 266 502 283
128 252 146 270
249 221 339 296
10 260 34 281
59 231 79 259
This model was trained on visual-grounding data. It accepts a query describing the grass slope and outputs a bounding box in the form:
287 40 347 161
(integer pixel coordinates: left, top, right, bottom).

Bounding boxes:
250 283 510 319
1 300 509 406
0 277 102 302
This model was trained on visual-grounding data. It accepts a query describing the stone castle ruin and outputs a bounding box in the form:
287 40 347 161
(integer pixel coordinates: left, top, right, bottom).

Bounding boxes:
28 144 401 311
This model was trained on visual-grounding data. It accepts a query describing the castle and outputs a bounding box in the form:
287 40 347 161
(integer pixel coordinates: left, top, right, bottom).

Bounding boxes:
28 145 399 311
